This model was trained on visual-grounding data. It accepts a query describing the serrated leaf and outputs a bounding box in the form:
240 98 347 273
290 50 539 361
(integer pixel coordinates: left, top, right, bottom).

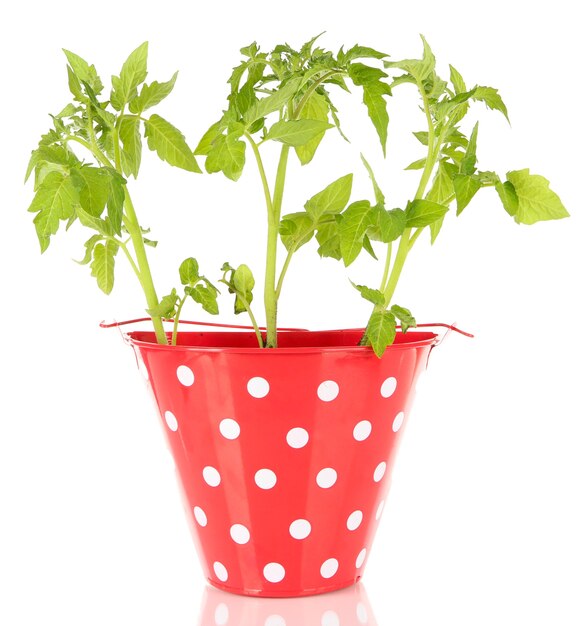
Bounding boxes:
362 234 377 259
110 42 148 111
449 65 466 95
472 86 509 122
426 160 454 204
405 158 426 171
266 119 332 147
107 170 126 236
360 154 385 206
366 310 396 357
304 174 353 220
406 199 449 227
73 166 110 217
243 77 301 126
351 281 386 306
390 304 416 333
75 205 113 236
187 284 219 315
279 212 315 251
295 91 329 165
63 49 103 94
413 130 429 146
179 257 200 286
25 144 80 184
75 234 103 265
205 133 246 181
460 122 479 176
90 240 118 294
342 45 388 62
385 34 435 82
129 71 178 114
148 289 178 318
495 180 518 217
316 221 342 260
367 207 407 243
118 116 142 178
144 114 201 172
194 121 224 156
28 172 79 252
339 200 373 267
505 169 569 224
454 174 482 215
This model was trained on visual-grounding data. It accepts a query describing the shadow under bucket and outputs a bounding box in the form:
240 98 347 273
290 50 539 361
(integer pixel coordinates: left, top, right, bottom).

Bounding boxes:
128 328 438 597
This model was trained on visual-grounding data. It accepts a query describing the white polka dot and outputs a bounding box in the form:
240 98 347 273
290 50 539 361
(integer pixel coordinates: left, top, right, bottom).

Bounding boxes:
392 411 405 432
320 558 339 579
265 616 286 626
289 519 311 540
321 610 340 626
213 561 228 582
263 562 285 583
177 365 195 386
317 380 339 402
347 510 363 531
376 500 385 521
356 548 367 568
255 468 277 489
381 376 397 398
230 524 250 545
164 410 178 432
316 468 337 489
193 506 207 527
214 602 229 625
247 376 269 398
203 466 221 487
356 602 369 623
286 427 309 449
219 418 240 440
353 420 372 441
373 462 387 483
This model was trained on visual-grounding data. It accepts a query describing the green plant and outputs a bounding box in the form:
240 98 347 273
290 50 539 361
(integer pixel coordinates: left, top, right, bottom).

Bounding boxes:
25 37 569 356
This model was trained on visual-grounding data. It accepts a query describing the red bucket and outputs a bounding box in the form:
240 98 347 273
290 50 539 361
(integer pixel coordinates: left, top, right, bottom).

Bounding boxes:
127 327 437 597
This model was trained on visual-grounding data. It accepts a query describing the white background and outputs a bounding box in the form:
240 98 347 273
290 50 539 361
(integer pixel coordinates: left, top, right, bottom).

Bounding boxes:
1 1 581 624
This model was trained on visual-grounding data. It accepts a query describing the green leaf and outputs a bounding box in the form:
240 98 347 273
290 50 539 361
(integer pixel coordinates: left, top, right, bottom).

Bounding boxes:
413 130 429 146
449 65 466 94
233 264 255 314
75 234 103 265
62 49 103 94
362 234 377 259
495 180 518 217
118 116 142 178
505 169 569 224
90 240 118 294
406 199 449 227
385 34 435 82
144 114 201 172
179 257 200 286
265 119 332 147
186 284 219 315
351 281 386 306
390 304 416 333
339 200 373 266
460 122 479 175
360 154 385 205
25 144 80 184
244 77 301 126
295 91 329 165
110 42 149 111
342 45 387 62
472 86 510 122
366 310 396 358
348 63 389 86
316 221 342 260
279 212 315 251
194 121 223 156
304 174 353 220
453 174 482 215
129 71 178 114
367 206 407 243
107 169 126 236
148 289 179 318
73 166 110 217
405 158 426 171
28 172 79 252
75 205 113 236
426 160 454 204
205 133 246 181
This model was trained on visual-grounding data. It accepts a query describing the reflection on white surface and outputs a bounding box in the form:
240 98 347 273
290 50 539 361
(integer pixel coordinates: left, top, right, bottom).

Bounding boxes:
197 583 377 626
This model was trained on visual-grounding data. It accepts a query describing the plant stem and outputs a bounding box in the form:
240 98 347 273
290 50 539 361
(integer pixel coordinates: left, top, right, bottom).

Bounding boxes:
264 144 290 347
171 297 186 346
379 242 393 293
275 248 294 300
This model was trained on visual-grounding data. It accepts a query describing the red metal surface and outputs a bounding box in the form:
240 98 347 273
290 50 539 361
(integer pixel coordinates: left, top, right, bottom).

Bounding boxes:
129 329 437 597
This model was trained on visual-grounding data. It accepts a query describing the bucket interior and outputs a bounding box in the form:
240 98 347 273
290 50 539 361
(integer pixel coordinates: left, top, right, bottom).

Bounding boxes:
128 329 437 350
